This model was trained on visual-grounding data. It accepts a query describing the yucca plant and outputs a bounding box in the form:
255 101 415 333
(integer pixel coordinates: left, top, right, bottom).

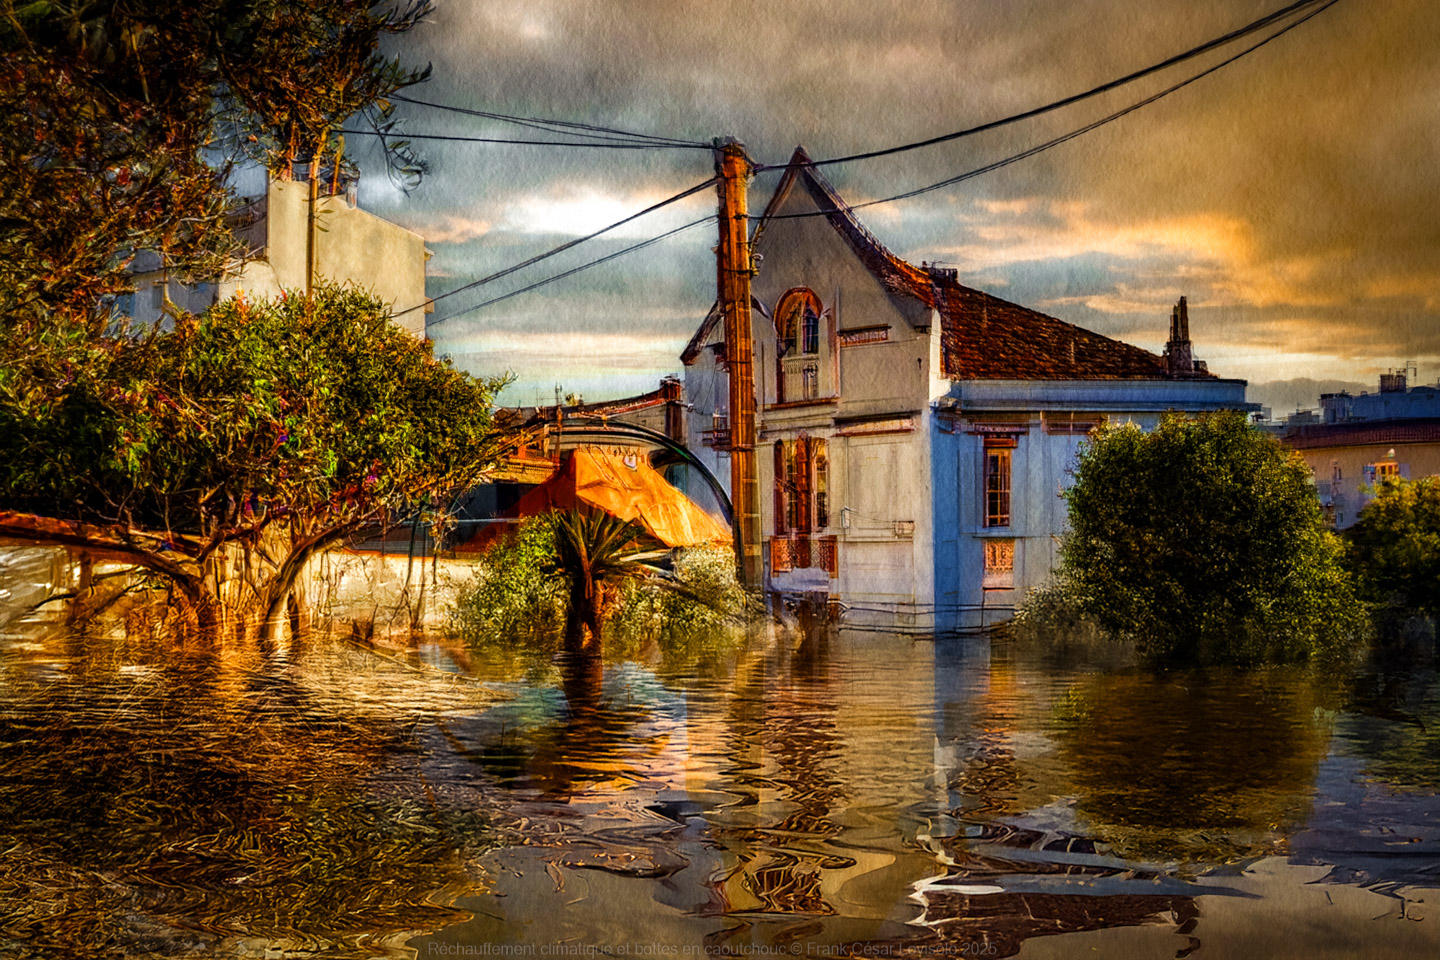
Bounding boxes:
543 509 669 655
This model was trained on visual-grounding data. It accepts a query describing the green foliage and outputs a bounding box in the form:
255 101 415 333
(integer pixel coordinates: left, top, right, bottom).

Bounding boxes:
1346 476 1440 617
0 0 432 329
1011 580 1106 647
2 284 502 531
544 509 669 653
0 284 506 620
447 517 566 649
1058 410 1366 664
608 546 750 658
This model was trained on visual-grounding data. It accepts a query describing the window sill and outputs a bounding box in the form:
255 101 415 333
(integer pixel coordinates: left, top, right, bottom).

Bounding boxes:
764 397 839 411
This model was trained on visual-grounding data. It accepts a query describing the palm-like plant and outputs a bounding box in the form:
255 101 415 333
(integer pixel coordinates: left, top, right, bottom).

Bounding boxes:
544 509 669 655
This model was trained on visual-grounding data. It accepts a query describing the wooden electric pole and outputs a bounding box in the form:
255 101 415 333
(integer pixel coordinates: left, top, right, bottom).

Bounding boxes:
714 139 762 588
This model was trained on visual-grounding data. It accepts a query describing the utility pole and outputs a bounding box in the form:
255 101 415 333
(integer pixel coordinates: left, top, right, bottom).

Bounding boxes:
306 130 327 301
714 139 762 588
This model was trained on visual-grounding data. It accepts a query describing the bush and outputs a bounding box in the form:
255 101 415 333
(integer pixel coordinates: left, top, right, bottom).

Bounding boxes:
448 521 749 659
1347 476 1440 618
1058 411 1367 664
447 517 564 649
607 546 750 658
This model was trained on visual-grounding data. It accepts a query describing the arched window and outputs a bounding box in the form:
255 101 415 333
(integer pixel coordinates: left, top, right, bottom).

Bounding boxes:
775 289 823 357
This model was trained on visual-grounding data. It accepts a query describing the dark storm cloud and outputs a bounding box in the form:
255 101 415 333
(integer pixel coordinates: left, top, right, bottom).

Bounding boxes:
368 0 1440 397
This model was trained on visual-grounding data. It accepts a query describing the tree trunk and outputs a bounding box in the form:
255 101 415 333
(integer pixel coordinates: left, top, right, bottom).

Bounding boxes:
261 546 315 642
564 575 603 656
65 550 94 624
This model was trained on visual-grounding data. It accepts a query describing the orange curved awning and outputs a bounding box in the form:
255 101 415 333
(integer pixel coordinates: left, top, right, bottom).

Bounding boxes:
459 447 731 551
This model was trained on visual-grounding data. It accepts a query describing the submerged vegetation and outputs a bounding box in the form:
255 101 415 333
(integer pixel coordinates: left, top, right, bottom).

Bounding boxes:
1023 411 1368 664
0 632 498 958
448 511 749 659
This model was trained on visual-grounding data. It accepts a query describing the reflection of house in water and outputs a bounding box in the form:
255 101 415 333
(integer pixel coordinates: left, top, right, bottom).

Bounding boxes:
1283 368 1440 528
683 151 1251 630
690 633 942 940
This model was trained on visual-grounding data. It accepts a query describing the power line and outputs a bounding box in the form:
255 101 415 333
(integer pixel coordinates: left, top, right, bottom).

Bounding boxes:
337 126 708 150
425 216 716 328
757 0 1339 220
760 0 1332 172
393 177 716 319
402 0 1340 327
389 93 706 147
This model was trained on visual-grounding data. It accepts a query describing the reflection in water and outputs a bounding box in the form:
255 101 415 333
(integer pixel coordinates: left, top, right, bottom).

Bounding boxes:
2 616 1437 958
1050 670 1337 863
0 627 500 958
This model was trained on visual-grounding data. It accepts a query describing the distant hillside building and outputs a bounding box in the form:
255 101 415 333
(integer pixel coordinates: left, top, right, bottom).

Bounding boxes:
682 149 1252 631
118 175 431 336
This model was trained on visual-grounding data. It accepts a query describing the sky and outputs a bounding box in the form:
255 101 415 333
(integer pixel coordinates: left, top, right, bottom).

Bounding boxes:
349 0 1440 407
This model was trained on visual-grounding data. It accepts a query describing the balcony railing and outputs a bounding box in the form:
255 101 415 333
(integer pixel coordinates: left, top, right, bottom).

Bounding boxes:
769 534 838 579
816 536 838 578
700 416 730 449
770 536 793 573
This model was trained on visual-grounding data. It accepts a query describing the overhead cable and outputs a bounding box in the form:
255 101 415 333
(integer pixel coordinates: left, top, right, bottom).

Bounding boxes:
390 93 706 147
337 126 708 150
425 216 716 328
762 0 1333 171
393 177 716 319
758 0 1339 219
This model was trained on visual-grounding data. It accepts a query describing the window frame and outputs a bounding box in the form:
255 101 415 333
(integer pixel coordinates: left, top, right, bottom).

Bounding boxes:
983 439 1014 528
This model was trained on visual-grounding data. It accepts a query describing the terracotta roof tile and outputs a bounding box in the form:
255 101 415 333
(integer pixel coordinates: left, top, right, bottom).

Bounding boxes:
934 282 1174 380
1283 418 1440 449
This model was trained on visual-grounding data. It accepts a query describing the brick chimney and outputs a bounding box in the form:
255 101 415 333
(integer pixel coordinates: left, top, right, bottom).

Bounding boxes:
1163 296 1195 376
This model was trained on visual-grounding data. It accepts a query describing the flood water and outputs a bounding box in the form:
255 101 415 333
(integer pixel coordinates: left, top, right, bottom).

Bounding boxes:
0 618 1436 958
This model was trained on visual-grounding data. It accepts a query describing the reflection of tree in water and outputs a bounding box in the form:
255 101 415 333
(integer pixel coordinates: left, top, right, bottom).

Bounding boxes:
1051 670 1335 863
0 631 495 958
894 645 1341 959
471 654 675 798
1342 667 1440 790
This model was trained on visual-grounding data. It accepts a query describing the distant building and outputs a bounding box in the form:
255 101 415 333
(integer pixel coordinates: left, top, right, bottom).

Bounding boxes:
1285 369 1440 527
682 149 1252 632
1319 370 1440 424
117 175 431 336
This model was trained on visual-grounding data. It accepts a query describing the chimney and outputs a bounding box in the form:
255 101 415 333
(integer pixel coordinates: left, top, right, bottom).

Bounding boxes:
1163 296 1195 376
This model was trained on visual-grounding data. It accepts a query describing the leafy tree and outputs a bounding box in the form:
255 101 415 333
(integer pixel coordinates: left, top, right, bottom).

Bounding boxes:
0 0 431 331
1057 410 1365 664
1347 476 1440 617
0 284 505 635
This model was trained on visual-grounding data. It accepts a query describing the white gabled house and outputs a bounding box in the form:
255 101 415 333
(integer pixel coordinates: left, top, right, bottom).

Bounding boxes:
682 149 1252 632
